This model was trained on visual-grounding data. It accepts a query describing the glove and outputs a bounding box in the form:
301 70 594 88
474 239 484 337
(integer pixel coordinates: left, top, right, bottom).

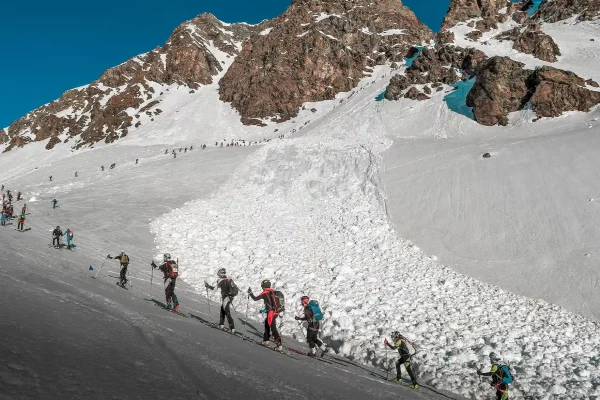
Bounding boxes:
107 254 112 259
476 370 482 376
151 261 157 269
384 338 388 345
294 316 300 320
247 287 252 295
260 308 267 314
204 282 210 289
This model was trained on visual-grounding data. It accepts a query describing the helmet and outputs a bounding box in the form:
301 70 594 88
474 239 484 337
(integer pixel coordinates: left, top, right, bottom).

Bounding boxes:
489 352 501 363
163 253 171 262
56 226 60 229
300 295 310 306
217 268 226 278
261 279 271 289
121 250 125 255
391 331 402 340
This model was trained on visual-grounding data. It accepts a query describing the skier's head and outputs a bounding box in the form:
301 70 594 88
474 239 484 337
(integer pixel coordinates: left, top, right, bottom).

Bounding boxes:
391 331 403 341
121 250 125 256
300 295 310 307
217 268 227 278
489 352 501 364
260 279 271 289
163 253 171 262
56 226 60 230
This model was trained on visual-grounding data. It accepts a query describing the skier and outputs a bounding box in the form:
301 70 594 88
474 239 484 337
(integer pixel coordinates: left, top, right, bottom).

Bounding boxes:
152 254 180 311
1 185 3 191
173 153 177 159
110 163 116 169
101 165 105 171
190 145 193 150
135 158 139 164
63 228 74 250
108 251 130 288
1 209 7 226
17 213 25 231
179 147 182 153
165 149 169 154
204 268 238 333
294 295 328 356
384 331 419 390
49 176 52 182
52 226 63 248
51 199 58 209
21 204 26 215
248 280 283 351
477 352 511 400
16 192 21 201
8 204 13 218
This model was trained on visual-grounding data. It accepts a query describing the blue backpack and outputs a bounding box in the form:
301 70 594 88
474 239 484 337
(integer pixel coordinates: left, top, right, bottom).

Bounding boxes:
308 300 323 321
499 365 514 384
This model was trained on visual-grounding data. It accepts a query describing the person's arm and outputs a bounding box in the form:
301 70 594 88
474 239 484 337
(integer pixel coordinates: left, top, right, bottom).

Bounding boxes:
248 288 263 301
384 339 397 350
295 307 311 321
204 281 215 291
478 365 497 377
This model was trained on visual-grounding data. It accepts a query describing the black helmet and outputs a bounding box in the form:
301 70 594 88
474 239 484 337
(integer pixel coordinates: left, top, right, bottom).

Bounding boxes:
217 268 226 278
56 226 60 229
391 331 402 340
261 279 271 289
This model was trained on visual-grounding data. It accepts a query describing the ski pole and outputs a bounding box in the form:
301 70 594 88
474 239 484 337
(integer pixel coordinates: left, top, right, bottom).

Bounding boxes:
94 255 110 279
150 263 154 294
205 287 212 320
243 294 250 338
385 345 389 380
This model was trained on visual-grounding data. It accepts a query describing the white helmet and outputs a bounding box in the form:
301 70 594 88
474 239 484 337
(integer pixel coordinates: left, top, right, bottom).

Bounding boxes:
163 253 171 262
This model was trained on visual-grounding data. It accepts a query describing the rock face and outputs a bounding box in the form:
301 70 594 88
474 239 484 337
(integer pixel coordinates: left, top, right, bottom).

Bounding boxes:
385 45 488 100
219 0 433 124
2 14 262 151
536 0 600 22
467 57 600 125
441 0 514 31
497 24 561 62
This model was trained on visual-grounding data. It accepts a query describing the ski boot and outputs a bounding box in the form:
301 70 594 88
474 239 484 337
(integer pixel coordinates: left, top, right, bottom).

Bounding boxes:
219 324 225 330
275 344 283 353
230 328 236 334
308 348 317 357
408 383 419 391
260 341 270 348
166 302 173 310
319 345 329 357
388 376 402 383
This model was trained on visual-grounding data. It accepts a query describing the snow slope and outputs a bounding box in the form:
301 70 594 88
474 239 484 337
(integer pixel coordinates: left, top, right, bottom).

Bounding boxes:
0 143 460 400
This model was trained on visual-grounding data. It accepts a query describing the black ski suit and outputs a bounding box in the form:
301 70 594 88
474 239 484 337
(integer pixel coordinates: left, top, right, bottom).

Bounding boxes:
156 261 179 307
297 306 323 349
249 289 281 344
111 254 130 286
52 228 63 247
386 337 418 385
206 278 235 329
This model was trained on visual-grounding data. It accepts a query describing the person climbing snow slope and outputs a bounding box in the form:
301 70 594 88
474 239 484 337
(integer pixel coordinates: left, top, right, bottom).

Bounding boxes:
248 280 284 352
17 213 25 231
63 228 74 250
294 295 328 356
52 226 63 248
108 251 130 288
152 253 179 311
385 331 419 390
477 352 513 400
204 268 238 333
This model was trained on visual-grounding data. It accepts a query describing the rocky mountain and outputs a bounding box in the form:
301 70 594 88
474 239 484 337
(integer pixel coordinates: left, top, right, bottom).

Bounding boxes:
535 0 600 23
219 0 433 125
0 14 264 151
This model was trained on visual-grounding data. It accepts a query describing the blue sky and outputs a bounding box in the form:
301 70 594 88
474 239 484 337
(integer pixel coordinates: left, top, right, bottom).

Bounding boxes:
0 0 450 129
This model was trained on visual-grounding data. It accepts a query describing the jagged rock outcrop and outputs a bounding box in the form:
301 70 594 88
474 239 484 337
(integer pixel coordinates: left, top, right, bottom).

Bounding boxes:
467 56 600 125
219 0 433 124
440 0 515 31
385 46 488 100
497 24 561 62
535 0 600 22
2 14 262 152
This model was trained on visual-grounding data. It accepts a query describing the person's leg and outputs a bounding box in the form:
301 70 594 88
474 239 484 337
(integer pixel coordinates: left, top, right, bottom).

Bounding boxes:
403 356 418 385
219 303 226 326
395 359 403 380
270 314 281 345
263 317 271 342
224 298 235 329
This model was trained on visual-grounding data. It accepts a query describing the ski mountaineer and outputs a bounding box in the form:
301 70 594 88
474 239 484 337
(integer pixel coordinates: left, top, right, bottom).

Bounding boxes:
384 331 419 390
51 199 58 209
248 280 283 352
17 192 22 201
75 171 78 178
477 352 511 400
52 226 63 248
21 204 26 215
204 268 238 333
49 176 52 182
294 296 328 356
1 210 6 226
152 254 180 311
108 251 130 288
63 228 74 250
17 213 25 231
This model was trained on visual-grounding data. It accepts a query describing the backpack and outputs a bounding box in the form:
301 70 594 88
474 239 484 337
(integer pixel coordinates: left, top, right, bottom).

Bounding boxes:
226 279 239 297
169 261 179 279
499 365 514 384
272 290 285 312
121 254 129 264
308 300 323 321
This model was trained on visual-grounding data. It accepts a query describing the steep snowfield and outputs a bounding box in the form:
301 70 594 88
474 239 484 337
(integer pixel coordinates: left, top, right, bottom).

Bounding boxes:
153 63 600 399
